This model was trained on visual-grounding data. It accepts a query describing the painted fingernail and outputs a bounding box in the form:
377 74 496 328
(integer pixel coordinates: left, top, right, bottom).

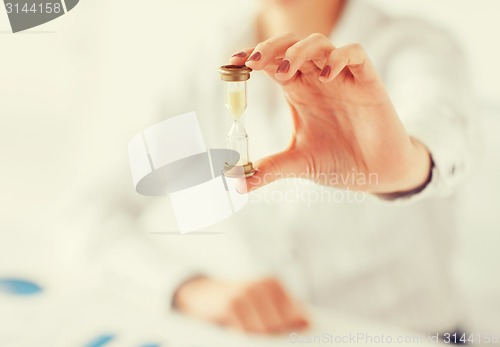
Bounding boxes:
247 51 261 62
320 65 331 78
232 51 247 58
277 59 290 74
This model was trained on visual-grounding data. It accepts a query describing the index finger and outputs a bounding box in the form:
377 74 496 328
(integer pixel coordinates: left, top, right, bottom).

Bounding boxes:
244 33 299 71
229 48 255 65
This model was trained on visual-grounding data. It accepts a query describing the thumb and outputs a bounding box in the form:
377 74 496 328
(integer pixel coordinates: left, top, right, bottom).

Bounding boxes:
240 149 304 192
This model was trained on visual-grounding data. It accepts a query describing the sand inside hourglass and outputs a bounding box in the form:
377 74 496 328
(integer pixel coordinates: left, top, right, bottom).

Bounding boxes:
226 90 246 119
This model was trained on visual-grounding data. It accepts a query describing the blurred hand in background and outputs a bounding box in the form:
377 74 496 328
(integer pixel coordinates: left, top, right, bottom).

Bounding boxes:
174 277 309 334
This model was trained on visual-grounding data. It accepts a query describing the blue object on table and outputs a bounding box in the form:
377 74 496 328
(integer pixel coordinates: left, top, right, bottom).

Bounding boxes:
84 334 115 347
0 278 43 296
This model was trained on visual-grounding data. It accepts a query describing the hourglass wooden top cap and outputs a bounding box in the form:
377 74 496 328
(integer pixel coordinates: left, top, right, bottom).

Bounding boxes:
219 65 252 82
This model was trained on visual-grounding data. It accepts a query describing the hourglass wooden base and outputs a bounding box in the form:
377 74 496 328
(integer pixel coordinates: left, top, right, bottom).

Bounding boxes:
223 162 256 178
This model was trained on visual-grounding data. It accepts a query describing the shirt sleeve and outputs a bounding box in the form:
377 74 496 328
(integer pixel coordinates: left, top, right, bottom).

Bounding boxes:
374 19 481 202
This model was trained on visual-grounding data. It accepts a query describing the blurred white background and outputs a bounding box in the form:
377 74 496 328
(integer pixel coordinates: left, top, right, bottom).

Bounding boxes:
1 0 499 338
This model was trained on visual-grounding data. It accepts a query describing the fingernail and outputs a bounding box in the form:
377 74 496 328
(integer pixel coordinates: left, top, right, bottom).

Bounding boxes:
247 52 261 62
320 65 331 78
277 59 290 74
232 51 247 58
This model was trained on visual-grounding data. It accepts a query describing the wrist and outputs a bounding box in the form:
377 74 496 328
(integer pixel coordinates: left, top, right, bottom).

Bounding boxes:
406 137 433 190
376 137 433 199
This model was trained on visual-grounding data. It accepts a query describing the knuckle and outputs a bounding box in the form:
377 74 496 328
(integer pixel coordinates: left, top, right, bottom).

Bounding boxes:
285 45 301 59
255 41 270 52
283 32 298 40
330 47 347 60
349 43 365 53
308 32 326 41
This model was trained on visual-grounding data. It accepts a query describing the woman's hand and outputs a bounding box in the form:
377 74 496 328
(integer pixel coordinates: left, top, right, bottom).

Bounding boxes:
173 277 308 334
230 33 432 194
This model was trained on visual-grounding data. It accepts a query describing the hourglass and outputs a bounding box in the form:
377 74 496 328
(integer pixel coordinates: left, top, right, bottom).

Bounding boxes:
219 65 255 178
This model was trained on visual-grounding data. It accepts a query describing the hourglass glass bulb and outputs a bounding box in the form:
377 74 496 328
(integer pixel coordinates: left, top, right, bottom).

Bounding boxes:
225 81 246 120
227 119 249 165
